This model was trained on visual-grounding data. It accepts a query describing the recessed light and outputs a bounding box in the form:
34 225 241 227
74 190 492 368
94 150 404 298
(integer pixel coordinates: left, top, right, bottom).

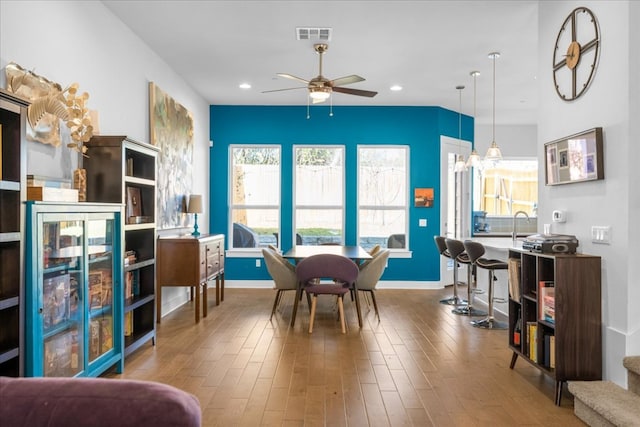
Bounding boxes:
390 85 403 91
239 83 251 89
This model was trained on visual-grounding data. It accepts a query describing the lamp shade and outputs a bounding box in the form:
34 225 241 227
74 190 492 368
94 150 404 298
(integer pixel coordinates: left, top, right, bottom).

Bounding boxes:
187 194 203 214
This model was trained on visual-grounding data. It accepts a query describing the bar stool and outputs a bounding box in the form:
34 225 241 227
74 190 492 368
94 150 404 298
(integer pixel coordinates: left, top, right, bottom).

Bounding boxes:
435 236 466 306
463 241 508 329
446 239 487 317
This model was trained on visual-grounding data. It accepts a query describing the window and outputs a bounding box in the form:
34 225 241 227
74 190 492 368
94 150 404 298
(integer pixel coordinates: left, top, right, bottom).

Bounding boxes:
229 146 280 249
473 159 538 216
294 146 344 245
472 158 538 234
358 146 409 250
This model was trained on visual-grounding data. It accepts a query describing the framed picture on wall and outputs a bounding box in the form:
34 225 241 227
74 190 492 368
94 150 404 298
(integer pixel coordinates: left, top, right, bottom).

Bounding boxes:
414 188 434 207
544 127 604 186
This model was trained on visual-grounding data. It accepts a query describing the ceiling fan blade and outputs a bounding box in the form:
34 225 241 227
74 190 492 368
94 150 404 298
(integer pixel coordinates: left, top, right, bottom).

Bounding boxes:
262 87 306 93
330 75 365 87
277 73 309 84
332 86 378 97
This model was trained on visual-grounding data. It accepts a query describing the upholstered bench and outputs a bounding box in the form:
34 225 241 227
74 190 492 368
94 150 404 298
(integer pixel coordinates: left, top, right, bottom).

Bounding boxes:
0 376 201 427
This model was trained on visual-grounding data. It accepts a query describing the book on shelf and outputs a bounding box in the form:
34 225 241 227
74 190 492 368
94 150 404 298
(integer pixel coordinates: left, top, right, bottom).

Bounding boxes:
125 271 133 299
44 329 79 377
89 271 103 310
0 124 2 180
527 321 538 362
124 250 137 266
543 334 551 368
132 270 140 297
543 334 557 368
101 316 113 352
508 258 521 300
93 269 113 307
538 281 555 323
124 311 134 337
43 273 71 328
89 319 101 360
126 157 134 176
513 310 522 346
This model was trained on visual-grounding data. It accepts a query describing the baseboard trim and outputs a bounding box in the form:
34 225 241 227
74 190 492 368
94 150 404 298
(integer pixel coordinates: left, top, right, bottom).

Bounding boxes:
220 280 443 290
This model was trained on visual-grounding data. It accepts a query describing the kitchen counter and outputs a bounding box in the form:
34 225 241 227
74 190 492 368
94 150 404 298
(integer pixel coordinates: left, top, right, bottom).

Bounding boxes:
469 236 524 251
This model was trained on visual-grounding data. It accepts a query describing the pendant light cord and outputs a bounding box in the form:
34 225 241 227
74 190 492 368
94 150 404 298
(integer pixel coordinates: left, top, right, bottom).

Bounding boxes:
458 87 462 147
492 53 496 143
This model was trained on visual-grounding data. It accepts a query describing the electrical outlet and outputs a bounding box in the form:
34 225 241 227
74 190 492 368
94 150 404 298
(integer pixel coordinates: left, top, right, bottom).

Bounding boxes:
591 226 611 244
256 259 261 267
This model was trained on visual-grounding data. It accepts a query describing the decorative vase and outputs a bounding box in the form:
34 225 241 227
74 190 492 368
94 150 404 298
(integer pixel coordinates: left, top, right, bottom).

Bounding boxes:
74 168 87 202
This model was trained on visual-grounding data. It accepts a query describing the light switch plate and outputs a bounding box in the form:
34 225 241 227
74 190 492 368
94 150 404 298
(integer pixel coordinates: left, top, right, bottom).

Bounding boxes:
591 226 611 244
419 219 427 227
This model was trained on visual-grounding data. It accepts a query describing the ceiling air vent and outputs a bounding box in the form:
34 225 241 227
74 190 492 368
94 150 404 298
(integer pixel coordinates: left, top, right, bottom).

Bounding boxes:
296 27 332 41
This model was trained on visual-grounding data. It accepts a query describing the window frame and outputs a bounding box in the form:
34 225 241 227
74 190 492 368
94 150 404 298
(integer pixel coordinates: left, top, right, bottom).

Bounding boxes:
357 145 410 254
292 145 346 246
227 144 281 255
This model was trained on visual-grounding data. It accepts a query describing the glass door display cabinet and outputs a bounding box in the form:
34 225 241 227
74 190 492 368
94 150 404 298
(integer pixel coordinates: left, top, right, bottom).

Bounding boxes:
25 202 124 377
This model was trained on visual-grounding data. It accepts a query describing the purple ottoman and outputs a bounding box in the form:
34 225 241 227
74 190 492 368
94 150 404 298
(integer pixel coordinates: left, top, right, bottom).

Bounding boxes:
0 376 201 427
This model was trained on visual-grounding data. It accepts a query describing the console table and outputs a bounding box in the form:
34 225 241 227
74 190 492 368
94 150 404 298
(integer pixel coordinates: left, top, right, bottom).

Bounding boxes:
156 234 225 323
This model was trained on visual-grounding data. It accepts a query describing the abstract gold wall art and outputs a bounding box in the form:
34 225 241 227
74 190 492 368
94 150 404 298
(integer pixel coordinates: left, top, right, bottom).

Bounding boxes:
149 82 194 229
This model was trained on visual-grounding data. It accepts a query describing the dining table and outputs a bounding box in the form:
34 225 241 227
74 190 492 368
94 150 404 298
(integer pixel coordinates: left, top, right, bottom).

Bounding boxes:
282 245 372 328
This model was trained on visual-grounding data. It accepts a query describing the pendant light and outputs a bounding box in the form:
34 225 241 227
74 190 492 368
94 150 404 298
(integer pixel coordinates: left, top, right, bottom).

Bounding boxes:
454 85 467 173
485 51 502 161
466 70 482 168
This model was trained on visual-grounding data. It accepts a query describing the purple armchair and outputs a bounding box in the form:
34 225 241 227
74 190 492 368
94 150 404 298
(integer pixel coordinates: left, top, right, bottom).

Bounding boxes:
296 253 359 334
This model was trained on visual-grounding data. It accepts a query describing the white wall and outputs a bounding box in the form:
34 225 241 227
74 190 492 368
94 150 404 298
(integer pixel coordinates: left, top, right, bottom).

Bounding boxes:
0 0 210 317
475 124 537 158
538 1 636 385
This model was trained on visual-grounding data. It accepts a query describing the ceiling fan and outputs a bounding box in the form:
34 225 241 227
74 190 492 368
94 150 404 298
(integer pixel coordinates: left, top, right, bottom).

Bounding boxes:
263 43 377 103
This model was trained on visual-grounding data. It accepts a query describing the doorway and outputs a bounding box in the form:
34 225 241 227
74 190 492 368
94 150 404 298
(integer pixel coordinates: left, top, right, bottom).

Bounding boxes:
439 136 471 285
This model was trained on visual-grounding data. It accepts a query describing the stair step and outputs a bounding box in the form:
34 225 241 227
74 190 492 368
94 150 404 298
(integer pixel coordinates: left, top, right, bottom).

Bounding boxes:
623 356 640 396
623 356 640 375
569 381 640 426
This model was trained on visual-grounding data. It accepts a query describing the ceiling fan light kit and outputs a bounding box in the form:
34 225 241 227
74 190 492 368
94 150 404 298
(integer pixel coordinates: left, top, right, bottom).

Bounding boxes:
263 43 378 115
309 87 331 101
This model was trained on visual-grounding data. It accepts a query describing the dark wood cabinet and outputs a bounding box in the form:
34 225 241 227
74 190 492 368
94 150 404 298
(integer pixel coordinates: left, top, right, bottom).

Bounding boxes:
508 249 602 405
0 89 27 376
84 136 159 357
157 234 225 323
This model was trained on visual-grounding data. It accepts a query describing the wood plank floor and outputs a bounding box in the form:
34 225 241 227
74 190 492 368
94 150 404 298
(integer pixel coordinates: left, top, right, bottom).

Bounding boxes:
108 287 585 426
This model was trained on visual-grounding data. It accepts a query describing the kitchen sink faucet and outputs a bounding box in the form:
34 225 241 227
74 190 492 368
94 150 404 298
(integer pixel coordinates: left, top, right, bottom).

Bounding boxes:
512 210 530 245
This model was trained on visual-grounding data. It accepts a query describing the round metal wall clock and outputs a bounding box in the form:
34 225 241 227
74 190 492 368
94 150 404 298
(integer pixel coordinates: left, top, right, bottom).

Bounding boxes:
552 7 600 101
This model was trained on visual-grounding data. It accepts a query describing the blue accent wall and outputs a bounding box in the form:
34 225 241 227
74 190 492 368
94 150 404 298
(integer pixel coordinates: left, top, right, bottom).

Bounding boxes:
209 105 473 282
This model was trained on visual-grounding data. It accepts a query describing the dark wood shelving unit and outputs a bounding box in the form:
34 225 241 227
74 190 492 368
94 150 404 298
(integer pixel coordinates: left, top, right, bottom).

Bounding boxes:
508 249 602 405
84 136 159 358
0 89 28 376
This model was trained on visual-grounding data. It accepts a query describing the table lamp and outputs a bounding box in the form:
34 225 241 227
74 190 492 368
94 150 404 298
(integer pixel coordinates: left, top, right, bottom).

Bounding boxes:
187 194 203 237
